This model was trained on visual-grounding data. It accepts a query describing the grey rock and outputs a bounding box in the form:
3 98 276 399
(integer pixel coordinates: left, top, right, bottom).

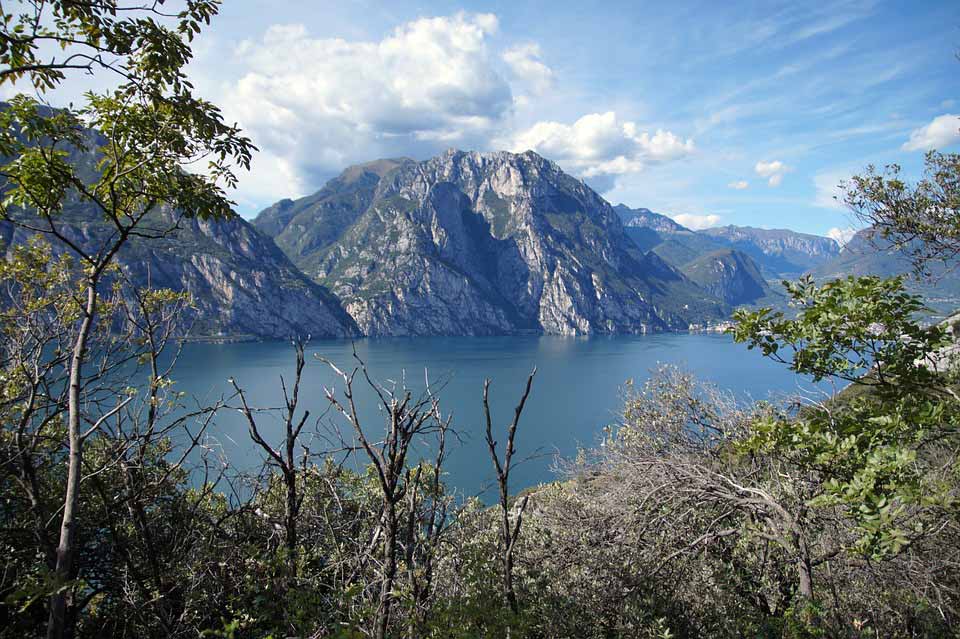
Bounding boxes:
256 150 728 336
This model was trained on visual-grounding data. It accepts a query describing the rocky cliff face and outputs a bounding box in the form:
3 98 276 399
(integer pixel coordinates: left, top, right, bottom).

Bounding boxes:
1 210 358 339
119 213 358 339
256 150 727 336
1 107 358 340
682 249 772 306
700 225 839 277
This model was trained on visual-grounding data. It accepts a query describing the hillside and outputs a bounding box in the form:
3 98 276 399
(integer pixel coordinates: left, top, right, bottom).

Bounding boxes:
614 205 776 305
700 225 840 277
810 228 960 315
0 210 359 339
255 150 728 336
682 248 775 306
0 110 358 339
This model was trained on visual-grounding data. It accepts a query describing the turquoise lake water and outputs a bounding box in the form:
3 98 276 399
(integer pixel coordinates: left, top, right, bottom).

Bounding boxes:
169 334 827 498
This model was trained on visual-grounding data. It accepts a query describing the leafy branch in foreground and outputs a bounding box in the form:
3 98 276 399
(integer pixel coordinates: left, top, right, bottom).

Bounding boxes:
733 276 959 559
1 0 221 93
842 151 960 276
0 4 254 637
731 275 949 390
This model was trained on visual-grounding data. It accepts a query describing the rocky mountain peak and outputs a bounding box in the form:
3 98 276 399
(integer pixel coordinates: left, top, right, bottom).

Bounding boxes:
255 149 727 336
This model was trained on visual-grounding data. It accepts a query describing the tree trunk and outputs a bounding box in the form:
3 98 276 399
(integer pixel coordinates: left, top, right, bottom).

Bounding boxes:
793 538 820 630
797 556 814 601
47 282 96 639
285 467 298 565
502 506 517 614
375 500 397 639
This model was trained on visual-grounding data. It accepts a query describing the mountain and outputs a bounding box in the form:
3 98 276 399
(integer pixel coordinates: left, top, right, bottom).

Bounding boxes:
809 228 960 314
0 109 357 340
682 249 774 306
255 158 413 241
613 204 727 262
254 150 728 336
614 204 687 234
0 210 358 339
613 204 775 305
810 228 918 279
613 205 840 280
699 225 840 278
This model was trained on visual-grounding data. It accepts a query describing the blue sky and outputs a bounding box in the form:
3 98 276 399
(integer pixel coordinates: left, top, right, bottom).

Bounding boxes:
11 0 960 241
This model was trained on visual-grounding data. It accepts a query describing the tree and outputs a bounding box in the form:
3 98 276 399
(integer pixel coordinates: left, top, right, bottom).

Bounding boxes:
0 239 223 637
321 350 449 639
482 370 535 619
231 338 311 572
1 0 222 93
733 274 959 559
843 151 960 275
1 3 253 636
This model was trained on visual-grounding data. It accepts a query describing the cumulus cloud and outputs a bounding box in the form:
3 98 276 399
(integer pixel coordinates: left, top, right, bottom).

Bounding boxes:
902 114 960 151
502 43 554 94
727 180 749 190
672 213 721 230
826 227 856 247
754 159 790 187
221 13 516 202
508 111 695 187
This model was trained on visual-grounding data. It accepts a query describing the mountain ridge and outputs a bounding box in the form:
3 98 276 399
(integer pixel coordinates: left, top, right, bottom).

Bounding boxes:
0 105 359 340
254 149 729 336
8 105 954 339
613 204 841 279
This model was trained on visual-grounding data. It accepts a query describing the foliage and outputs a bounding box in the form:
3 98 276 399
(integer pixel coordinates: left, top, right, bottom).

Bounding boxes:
733 275 960 558
1 4 253 637
1 0 221 91
1 5 957 637
731 274 948 387
842 151 960 275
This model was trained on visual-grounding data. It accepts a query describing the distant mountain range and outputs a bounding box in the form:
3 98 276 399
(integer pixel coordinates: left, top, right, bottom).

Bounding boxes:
3 109 958 338
810 228 960 314
614 205 840 279
614 205 960 317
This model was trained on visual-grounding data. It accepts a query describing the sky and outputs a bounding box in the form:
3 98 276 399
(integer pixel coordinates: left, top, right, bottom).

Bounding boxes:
7 0 960 241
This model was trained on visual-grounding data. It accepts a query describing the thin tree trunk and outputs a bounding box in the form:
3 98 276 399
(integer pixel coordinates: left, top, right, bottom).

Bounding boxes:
797 557 814 601
500 484 518 614
285 467 298 564
47 281 96 639
375 500 397 639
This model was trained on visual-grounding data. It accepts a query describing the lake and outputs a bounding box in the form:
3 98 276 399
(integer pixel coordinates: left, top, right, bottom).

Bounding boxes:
168 334 826 499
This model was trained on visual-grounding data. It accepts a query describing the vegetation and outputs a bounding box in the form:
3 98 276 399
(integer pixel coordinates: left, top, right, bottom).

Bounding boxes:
1 3 959 638
843 151 960 276
1 3 252 637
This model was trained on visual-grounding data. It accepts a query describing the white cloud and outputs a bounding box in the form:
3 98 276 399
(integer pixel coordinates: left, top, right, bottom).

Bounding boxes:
672 213 721 230
727 180 749 190
502 43 554 94
508 111 695 185
221 13 515 202
754 159 790 187
902 114 960 151
826 227 856 247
